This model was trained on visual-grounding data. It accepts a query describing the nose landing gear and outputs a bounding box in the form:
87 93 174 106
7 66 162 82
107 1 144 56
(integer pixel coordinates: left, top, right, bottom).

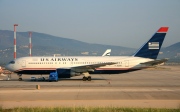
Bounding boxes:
17 74 22 81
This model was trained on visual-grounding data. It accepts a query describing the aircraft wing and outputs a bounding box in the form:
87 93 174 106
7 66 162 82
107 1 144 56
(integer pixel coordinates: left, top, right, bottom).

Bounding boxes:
70 62 116 72
140 58 168 66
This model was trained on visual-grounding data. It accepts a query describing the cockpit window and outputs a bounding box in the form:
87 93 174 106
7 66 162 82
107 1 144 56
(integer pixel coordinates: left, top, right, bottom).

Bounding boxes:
9 61 15 64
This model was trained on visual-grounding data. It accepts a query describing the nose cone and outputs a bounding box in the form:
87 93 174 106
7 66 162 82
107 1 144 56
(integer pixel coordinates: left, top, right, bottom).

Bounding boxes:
5 64 13 71
5 64 10 70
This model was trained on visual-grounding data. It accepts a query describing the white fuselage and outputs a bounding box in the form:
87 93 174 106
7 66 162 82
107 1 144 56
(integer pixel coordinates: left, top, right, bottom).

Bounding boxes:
6 56 153 75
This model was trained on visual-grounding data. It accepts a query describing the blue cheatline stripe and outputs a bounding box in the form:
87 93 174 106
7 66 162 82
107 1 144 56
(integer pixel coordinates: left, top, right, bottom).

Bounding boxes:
133 33 166 59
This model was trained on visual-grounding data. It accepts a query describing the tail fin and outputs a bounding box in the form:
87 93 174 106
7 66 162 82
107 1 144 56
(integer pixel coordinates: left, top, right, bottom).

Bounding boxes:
102 49 111 56
133 27 169 59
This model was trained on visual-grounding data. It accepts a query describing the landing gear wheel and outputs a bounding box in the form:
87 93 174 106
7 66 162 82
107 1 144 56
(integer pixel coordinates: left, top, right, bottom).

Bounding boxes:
83 77 87 81
87 76 91 81
18 78 22 81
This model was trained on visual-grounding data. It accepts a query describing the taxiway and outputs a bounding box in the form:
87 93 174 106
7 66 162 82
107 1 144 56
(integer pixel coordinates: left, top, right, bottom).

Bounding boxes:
0 66 180 109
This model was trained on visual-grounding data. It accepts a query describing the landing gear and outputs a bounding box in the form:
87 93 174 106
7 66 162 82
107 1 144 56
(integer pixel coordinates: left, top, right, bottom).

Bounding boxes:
17 74 22 81
83 76 87 81
82 76 91 81
87 76 91 81
82 72 91 81
7 74 11 80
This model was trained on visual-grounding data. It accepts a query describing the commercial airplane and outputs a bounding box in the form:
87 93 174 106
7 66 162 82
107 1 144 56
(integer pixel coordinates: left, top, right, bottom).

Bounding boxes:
6 27 169 81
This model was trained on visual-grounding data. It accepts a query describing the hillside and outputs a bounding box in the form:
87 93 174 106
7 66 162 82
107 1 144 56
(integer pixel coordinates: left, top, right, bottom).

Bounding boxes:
158 42 180 62
0 30 135 64
0 30 179 65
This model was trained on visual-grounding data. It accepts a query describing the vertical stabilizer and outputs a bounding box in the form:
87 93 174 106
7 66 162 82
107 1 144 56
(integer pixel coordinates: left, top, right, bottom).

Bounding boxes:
133 27 169 59
102 49 111 56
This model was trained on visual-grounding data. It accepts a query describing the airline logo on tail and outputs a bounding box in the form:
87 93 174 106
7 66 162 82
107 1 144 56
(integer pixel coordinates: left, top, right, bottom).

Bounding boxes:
148 27 168 50
148 42 159 49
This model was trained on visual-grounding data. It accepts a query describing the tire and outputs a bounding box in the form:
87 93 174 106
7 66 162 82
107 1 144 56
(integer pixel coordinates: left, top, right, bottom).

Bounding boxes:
18 78 22 81
83 77 87 81
87 76 91 81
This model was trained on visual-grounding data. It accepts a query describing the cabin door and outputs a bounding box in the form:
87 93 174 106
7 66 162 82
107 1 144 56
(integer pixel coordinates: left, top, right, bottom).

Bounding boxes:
22 60 26 67
125 60 129 67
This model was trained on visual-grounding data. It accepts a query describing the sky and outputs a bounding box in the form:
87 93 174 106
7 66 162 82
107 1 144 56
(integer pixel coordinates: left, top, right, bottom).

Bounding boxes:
0 0 180 48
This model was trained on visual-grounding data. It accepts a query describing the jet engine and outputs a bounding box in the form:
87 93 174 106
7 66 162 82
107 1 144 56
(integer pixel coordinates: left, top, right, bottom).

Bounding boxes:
56 68 81 78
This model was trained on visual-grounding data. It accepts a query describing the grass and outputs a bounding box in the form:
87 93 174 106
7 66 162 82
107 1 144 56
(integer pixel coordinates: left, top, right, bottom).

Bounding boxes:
0 107 180 112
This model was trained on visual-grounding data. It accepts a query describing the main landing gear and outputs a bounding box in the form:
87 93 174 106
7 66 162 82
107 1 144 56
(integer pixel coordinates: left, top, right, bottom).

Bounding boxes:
83 76 91 81
82 72 91 81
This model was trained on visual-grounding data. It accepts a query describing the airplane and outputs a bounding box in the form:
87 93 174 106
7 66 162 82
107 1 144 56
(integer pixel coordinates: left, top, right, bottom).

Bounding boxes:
102 49 111 56
5 27 169 81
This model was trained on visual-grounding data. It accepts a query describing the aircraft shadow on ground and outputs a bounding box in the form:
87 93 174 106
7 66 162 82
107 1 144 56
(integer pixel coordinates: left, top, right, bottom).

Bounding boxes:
22 78 107 82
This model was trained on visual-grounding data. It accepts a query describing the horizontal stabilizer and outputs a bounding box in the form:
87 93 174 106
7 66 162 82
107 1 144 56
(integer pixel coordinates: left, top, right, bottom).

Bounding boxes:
140 58 168 66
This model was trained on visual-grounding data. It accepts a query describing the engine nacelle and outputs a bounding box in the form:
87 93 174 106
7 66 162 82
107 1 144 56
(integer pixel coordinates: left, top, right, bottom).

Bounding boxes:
56 68 81 78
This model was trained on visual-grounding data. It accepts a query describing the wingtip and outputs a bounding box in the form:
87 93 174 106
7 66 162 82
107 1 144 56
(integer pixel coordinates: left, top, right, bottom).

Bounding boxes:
157 27 169 33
